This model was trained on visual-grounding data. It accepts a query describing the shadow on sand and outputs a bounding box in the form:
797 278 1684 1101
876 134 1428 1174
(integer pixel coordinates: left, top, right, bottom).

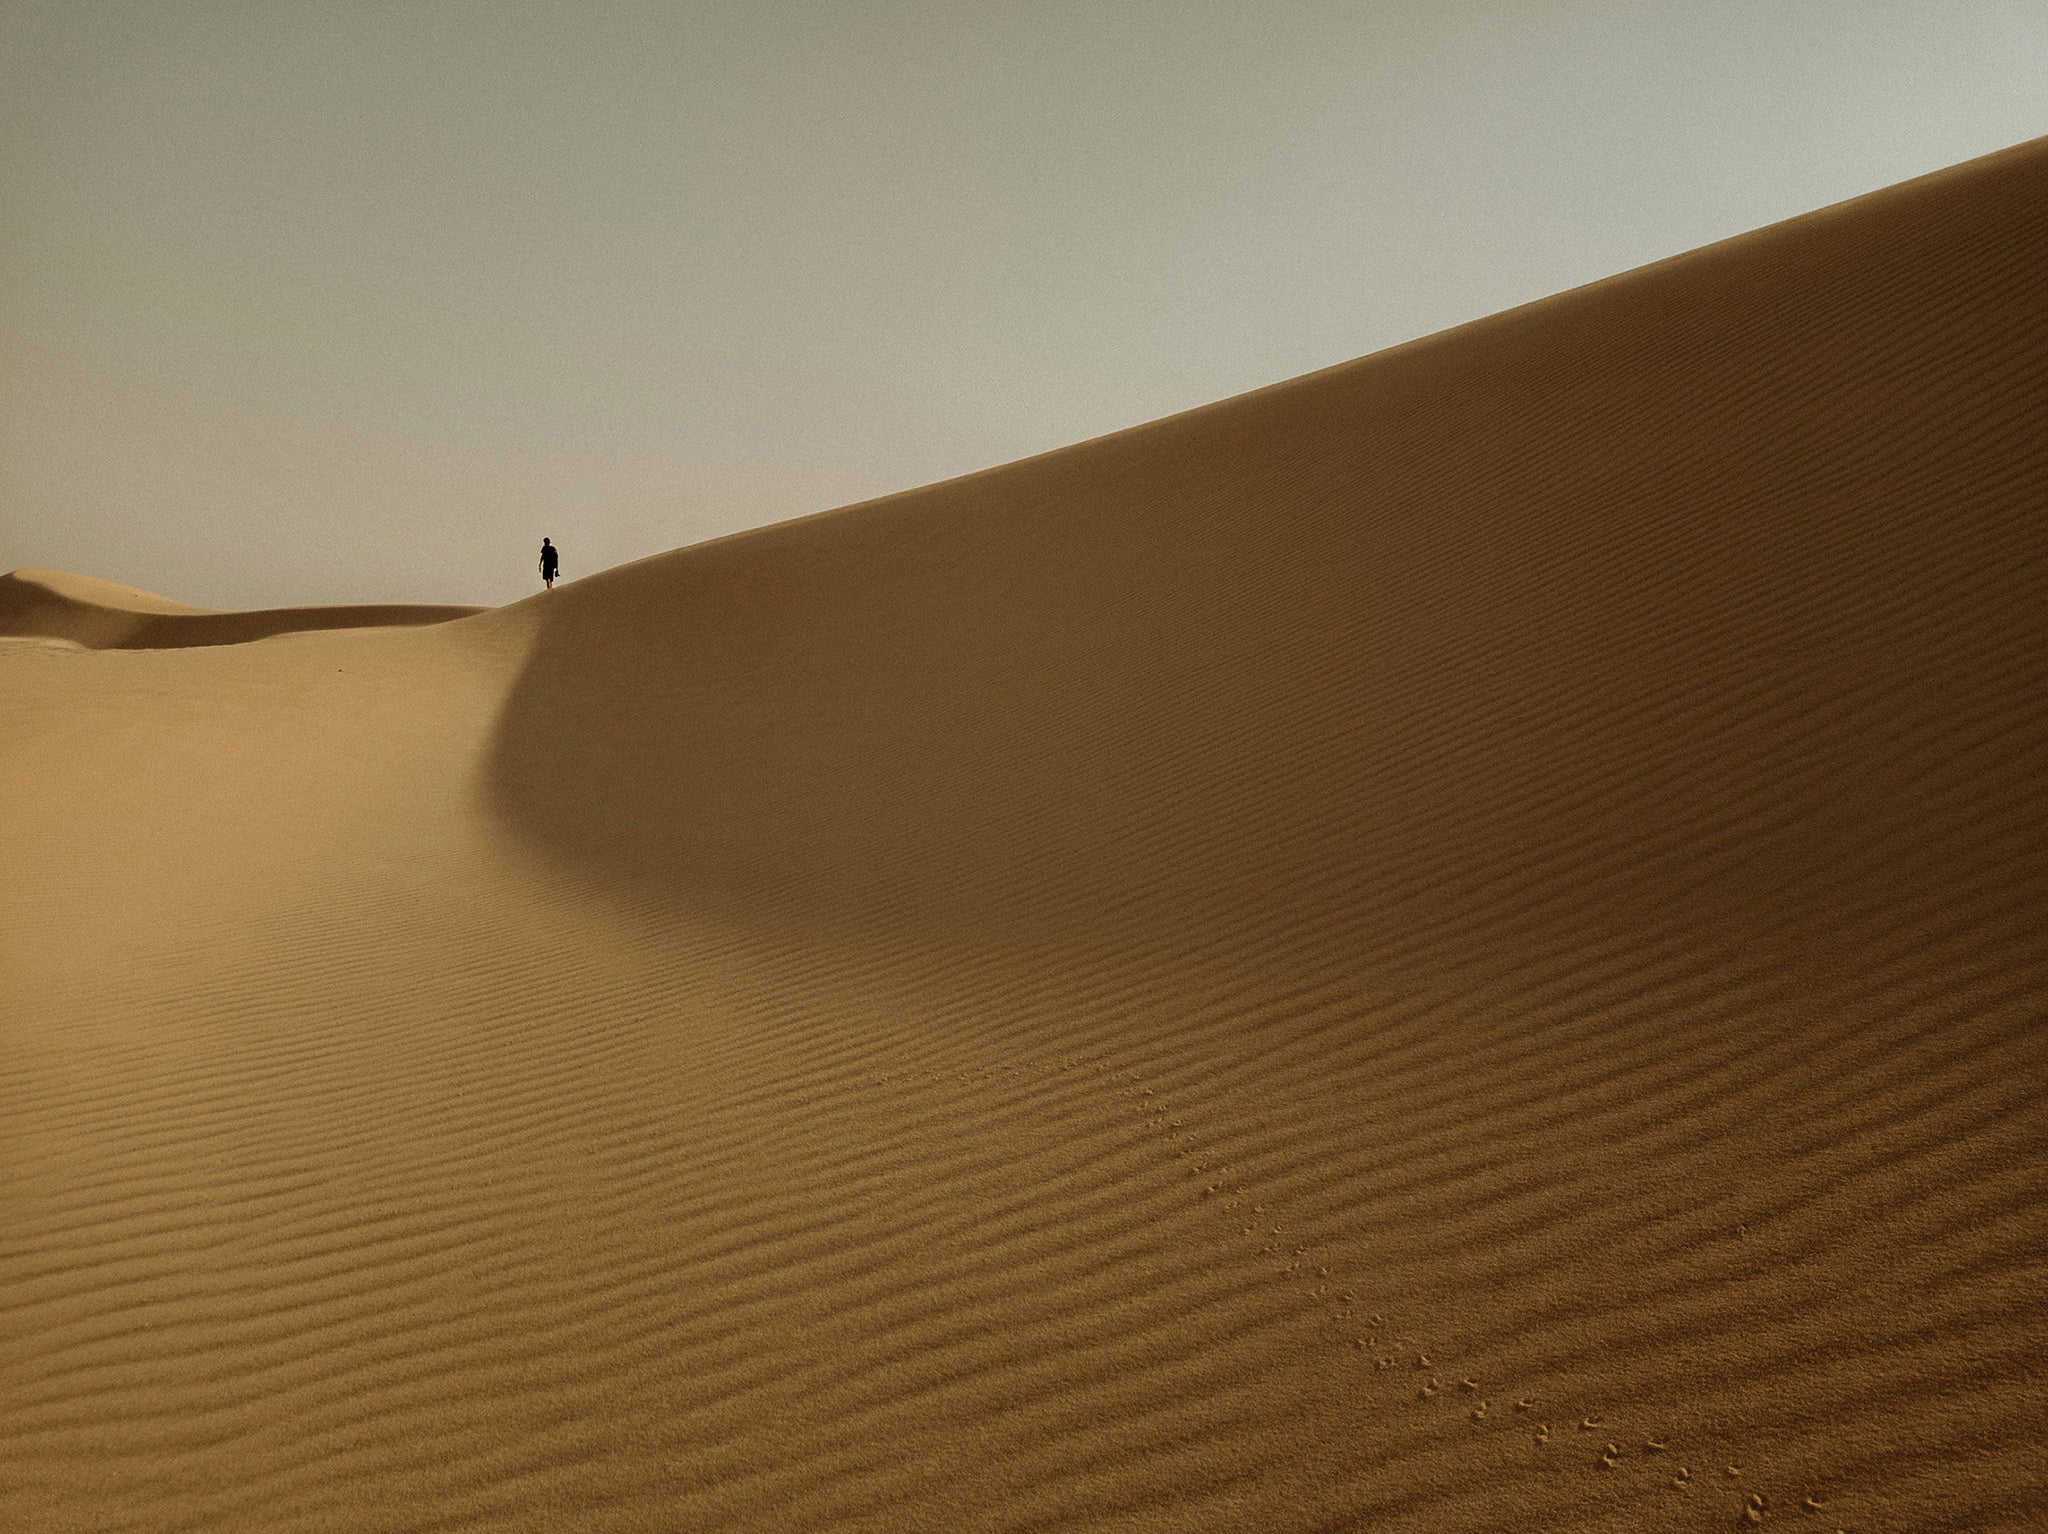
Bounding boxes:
479 140 2047 970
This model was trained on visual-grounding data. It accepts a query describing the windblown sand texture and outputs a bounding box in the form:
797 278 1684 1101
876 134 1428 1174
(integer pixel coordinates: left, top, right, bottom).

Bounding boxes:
5 138 2046 1533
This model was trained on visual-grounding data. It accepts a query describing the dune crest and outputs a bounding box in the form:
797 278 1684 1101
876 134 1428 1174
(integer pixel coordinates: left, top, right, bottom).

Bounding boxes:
4 137 2046 1532
0 566 483 649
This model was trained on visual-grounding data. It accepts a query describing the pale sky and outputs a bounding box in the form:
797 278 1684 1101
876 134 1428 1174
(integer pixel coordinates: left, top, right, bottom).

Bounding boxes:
3 1 2043 609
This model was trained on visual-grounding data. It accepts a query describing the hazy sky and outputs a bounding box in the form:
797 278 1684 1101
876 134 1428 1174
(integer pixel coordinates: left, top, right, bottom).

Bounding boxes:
4 1 2044 608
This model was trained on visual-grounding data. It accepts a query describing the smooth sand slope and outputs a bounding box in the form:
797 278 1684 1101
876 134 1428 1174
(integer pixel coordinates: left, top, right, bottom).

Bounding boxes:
0 567 484 651
4 138 2045 1533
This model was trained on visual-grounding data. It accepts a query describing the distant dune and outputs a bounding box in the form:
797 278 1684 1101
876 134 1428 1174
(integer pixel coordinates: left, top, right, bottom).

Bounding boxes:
0 567 483 650
3 136 2044 1533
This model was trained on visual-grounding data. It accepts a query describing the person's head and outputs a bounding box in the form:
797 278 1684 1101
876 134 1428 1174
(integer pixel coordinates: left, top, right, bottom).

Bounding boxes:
542 537 552 546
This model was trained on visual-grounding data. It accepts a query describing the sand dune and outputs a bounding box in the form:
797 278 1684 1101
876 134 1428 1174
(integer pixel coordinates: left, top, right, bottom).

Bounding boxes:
4 136 2045 1533
0 568 483 650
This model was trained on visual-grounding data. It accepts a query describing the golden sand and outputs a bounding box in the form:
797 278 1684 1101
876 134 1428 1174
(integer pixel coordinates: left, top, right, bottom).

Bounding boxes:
4 137 2045 1531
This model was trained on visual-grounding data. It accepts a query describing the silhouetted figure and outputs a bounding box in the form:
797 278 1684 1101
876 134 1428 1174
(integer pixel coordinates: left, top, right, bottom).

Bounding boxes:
539 537 559 589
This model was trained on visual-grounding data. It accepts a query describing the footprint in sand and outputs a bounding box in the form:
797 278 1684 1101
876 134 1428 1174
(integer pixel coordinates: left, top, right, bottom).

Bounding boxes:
1459 1377 1479 1392
1579 1416 1603 1431
1535 1425 1551 1445
1514 1398 1537 1412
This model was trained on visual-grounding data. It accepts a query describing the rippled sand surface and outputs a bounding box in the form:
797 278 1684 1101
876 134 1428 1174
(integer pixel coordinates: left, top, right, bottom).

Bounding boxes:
4 137 2044 1533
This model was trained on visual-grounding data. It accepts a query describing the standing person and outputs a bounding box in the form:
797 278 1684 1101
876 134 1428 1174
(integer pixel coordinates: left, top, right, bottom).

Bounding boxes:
538 537 559 590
